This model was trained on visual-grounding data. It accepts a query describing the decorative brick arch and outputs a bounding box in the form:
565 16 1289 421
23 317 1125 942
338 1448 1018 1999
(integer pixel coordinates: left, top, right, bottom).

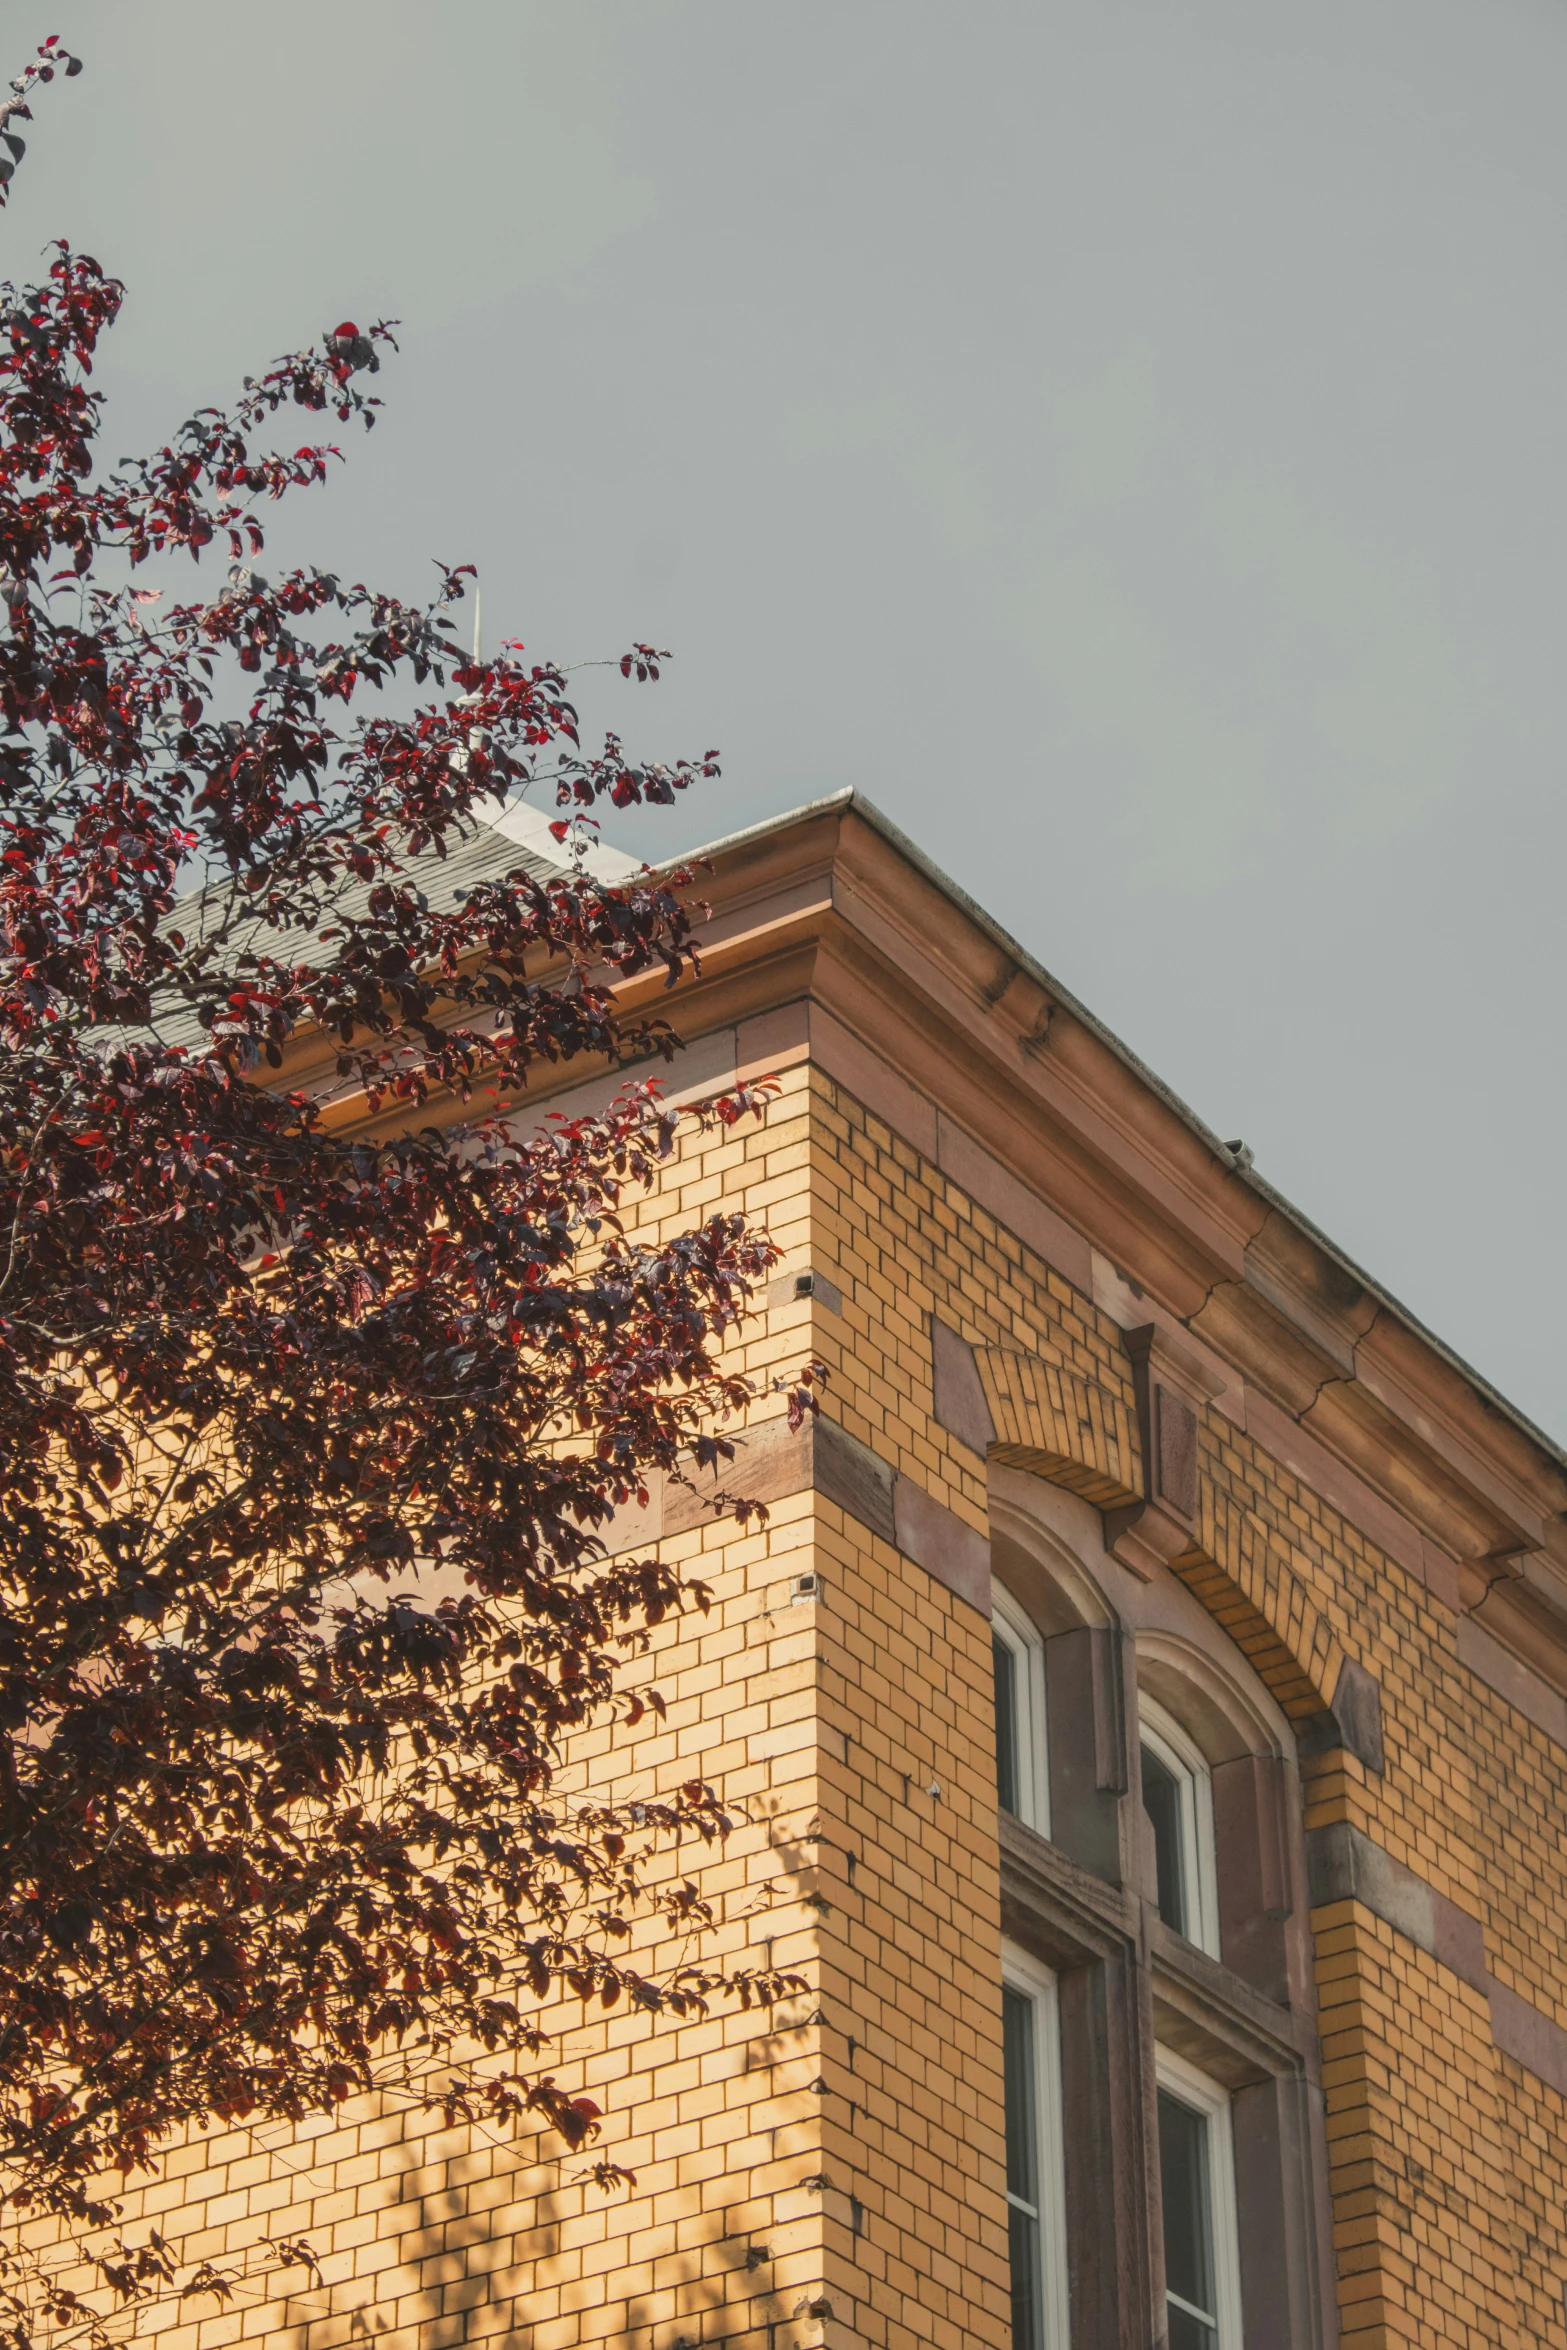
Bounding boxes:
972 1344 1141 1513
1182 1466 1344 1727
934 1317 1352 1738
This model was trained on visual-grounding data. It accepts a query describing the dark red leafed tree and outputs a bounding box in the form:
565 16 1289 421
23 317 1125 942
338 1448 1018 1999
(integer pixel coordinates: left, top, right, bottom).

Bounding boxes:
0 38 815 2344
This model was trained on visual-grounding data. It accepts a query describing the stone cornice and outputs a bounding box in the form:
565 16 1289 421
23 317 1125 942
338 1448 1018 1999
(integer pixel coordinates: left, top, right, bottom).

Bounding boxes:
279 790 1567 1602
641 798 1567 1577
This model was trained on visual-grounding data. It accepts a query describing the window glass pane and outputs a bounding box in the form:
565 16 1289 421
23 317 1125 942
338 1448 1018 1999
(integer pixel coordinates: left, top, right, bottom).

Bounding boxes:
1167 2303 1217 2350
1003 1988 1038 2206
1008 2200 1044 2350
994 1631 1020 1817
1003 1987 1044 2350
1141 1743 1188 1935
1159 2088 1217 2345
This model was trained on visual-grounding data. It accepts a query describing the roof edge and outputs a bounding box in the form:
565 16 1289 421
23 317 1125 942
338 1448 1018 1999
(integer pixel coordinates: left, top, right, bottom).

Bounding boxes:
662 786 1567 1485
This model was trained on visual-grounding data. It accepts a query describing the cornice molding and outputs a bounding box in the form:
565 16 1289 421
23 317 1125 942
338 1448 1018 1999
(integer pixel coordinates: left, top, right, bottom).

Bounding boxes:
677 804 1567 1579
279 793 1567 1615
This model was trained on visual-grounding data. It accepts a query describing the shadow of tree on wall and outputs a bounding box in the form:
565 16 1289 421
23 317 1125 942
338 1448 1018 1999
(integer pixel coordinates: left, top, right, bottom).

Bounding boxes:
248 1809 829 2350
250 2029 825 2350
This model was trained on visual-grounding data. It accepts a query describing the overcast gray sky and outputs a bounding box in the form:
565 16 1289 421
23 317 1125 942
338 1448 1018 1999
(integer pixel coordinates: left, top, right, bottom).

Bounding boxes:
15 0 1567 1437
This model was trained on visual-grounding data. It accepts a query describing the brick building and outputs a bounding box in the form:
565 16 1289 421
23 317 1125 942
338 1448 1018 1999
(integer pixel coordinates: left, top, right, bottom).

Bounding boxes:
123 791 1567 2350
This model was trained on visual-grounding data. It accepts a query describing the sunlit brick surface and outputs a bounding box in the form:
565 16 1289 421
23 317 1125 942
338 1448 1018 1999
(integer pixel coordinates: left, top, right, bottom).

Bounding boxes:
86 1056 1567 2350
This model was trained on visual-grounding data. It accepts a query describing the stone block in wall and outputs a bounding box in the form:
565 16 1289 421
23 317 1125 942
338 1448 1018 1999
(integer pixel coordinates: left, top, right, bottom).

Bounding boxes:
1212 1753 1294 2003
1045 1625 1130 1886
1296 1655 1385 1776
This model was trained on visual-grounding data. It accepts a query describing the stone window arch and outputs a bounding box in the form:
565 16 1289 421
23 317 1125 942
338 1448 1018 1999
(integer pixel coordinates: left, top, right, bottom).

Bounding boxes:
1133 1630 1302 2006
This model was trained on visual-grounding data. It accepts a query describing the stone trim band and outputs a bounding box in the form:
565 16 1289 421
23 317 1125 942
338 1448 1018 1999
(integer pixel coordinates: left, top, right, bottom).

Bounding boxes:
1305 1819 1567 2097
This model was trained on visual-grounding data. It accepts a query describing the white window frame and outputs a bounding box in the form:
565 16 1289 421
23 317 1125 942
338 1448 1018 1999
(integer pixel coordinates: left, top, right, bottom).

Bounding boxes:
1001 1943 1071 2350
1154 2045 1244 2350
1137 1692 1220 1958
992 1585 1050 1836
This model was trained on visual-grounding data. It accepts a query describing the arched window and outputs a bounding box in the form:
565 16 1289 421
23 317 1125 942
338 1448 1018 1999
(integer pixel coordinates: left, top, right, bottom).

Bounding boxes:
1134 1629 1295 1990
992 1584 1049 1834
1138 1693 1220 1958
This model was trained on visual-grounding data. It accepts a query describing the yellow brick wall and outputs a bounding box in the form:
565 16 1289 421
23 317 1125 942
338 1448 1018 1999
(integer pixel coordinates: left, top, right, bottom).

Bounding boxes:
808 1508 1006 2350
799 1063 1567 2349
1312 1908 1522 2349
79 1053 1567 2350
